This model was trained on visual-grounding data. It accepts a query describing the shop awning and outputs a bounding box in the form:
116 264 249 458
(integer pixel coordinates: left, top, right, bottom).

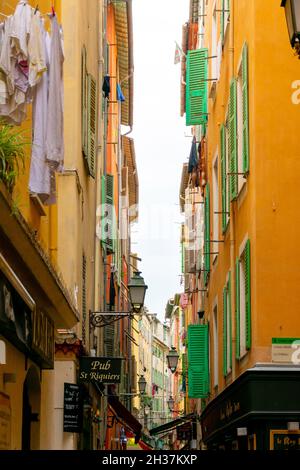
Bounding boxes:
108 395 142 443
149 413 195 436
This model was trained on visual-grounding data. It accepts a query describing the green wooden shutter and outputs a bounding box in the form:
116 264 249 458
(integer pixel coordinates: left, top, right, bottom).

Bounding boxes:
229 78 238 200
101 175 106 249
242 43 249 174
187 325 209 399
223 286 227 377
204 184 210 285
245 240 251 350
106 174 114 253
235 258 240 359
186 48 208 126
81 46 88 157
87 74 97 178
220 125 227 233
228 272 232 369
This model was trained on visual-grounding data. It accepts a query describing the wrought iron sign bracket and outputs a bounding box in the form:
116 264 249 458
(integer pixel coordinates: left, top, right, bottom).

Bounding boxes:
89 311 133 328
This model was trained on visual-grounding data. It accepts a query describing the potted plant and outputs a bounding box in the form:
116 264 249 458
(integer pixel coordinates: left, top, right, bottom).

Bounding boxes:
0 121 26 192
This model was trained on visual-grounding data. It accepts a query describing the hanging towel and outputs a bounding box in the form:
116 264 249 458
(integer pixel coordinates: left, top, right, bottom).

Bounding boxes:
28 11 47 87
10 0 32 61
188 136 198 174
102 75 110 98
29 21 51 201
117 83 125 102
45 15 64 171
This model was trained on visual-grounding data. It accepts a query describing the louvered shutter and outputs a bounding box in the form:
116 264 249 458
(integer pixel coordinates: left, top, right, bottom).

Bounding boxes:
187 325 209 398
242 43 249 174
236 258 240 359
228 272 232 369
104 324 115 356
87 74 97 178
81 47 88 157
223 285 227 377
220 124 227 233
245 240 251 349
204 184 210 285
186 49 208 126
229 79 238 200
106 174 114 253
101 175 106 249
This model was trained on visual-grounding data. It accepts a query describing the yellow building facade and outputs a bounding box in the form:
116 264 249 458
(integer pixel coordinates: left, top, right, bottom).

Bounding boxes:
183 0 300 450
0 0 105 450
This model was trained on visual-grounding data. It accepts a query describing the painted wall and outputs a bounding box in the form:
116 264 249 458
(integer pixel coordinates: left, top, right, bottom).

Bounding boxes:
203 0 300 397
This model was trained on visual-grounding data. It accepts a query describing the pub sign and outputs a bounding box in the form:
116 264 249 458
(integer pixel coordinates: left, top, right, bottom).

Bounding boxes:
79 357 122 384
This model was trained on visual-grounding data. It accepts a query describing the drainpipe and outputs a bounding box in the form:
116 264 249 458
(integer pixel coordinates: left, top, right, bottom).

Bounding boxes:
229 0 236 382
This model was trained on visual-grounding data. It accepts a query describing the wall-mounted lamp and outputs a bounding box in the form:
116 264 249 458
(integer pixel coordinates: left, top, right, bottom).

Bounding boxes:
166 347 179 374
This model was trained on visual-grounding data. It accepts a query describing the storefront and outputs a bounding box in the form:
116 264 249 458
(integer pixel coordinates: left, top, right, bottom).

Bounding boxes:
0 252 54 450
201 365 300 450
149 413 197 450
0 190 78 449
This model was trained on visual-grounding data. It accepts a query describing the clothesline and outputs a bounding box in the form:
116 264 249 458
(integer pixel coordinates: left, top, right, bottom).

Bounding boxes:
0 0 56 19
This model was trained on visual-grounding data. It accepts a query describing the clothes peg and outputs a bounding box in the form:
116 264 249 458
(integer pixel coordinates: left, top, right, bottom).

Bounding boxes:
34 5 39 14
51 6 55 16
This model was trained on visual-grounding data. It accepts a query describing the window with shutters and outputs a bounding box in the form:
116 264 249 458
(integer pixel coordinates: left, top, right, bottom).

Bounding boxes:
223 273 232 377
187 324 209 399
204 184 210 285
81 47 88 158
212 154 219 261
213 304 218 387
236 239 251 359
211 5 217 81
105 174 115 254
81 46 97 178
186 48 208 126
220 118 230 233
87 74 97 178
236 43 249 194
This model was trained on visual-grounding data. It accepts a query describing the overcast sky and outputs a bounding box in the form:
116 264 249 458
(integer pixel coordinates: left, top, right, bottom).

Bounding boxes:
131 0 190 320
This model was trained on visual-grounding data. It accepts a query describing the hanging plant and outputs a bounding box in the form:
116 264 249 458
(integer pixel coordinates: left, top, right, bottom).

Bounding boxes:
0 121 27 192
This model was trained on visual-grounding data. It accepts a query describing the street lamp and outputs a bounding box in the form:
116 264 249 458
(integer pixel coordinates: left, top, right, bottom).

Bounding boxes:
166 346 179 374
281 0 300 51
138 375 147 394
167 396 175 412
89 271 148 327
128 271 148 314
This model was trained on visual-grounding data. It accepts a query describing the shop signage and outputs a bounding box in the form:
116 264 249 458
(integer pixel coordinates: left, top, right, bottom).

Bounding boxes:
79 357 122 384
0 271 54 369
31 308 54 368
0 392 11 450
272 338 300 364
270 430 300 450
177 422 192 441
220 400 241 422
63 384 82 433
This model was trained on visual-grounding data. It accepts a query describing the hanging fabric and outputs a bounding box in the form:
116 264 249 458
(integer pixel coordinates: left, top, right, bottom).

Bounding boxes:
116 83 125 102
29 19 51 201
102 75 110 98
45 14 64 171
188 136 198 174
